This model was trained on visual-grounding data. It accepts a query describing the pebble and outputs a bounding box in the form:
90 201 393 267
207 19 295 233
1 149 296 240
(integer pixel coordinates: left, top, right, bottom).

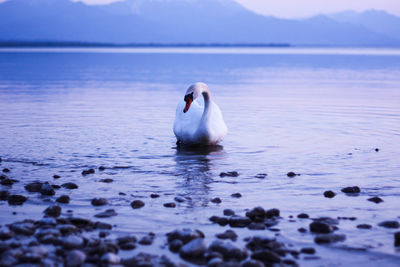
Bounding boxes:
300 247 316 254
99 166 106 171
8 194 28 205
61 182 78 189
24 182 43 192
378 220 399 229
287 171 297 177
44 205 62 217
251 249 281 264
2 168 10 173
395 232 400 247
164 202 176 208
0 190 10 200
297 213 309 219
209 216 229 226
220 171 239 177
99 178 113 183
40 183 55 196
131 200 145 209
223 209 235 216
231 193 242 198
91 198 108 206
341 186 360 194
179 238 207 259
314 234 346 244
167 229 204 245
174 196 185 203
208 240 247 261
266 208 280 218
53 175 60 179
323 190 336 198
309 221 333 234
66 249 86 267
357 224 372 229
298 227 307 233
62 235 84 249
208 257 224 267
81 168 95 176
367 196 383 203
1 178 15 186
229 215 252 228
211 197 221 203
150 193 160 198
56 195 70 204
216 230 238 241
255 173 267 179
240 259 265 267
169 239 183 252
101 252 120 264
139 233 155 245
94 209 118 218
375 148 379 152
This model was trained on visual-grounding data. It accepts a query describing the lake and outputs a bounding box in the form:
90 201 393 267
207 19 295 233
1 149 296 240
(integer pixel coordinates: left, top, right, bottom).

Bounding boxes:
0 47 400 266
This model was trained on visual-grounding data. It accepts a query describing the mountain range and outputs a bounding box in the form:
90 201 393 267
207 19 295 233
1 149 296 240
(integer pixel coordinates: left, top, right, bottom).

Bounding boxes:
0 0 399 46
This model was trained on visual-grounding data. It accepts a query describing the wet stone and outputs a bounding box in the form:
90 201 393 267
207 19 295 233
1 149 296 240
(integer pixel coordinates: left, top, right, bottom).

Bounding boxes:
210 216 229 226
150 193 160 198
231 193 242 198
8 194 27 205
25 182 43 192
94 209 117 218
300 247 316 254
341 186 360 194
62 235 84 249
138 233 155 245
378 220 399 229
216 230 238 241
99 178 113 183
167 229 204 245
367 196 383 203
220 171 239 177
53 175 60 179
91 198 108 206
52 184 61 189
2 168 10 173
62 182 78 189
395 232 400 247
208 240 247 261
266 208 280 218
56 195 70 204
164 202 176 208
44 205 62 217
9 221 36 235
211 197 222 203
240 259 265 267
298 227 307 233
248 223 266 230
81 168 95 176
297 213 309 219
95 221 112 230
169 239 183 252
229 215 252 228
314 234 346 244
323 190 336 198
101 252 120 264
251 249 281 264
287 171 297 177
1 178 15 186
309 221 334 234
255 173 267 179
0 229 13 240
224 209 235 216
40 183 55 196
66 249 86 267
357 224 372 229
174 196 185 203
99 166 106 171
179 238 207 259
131 200 145 209
208 257 224 267
0 190 9 200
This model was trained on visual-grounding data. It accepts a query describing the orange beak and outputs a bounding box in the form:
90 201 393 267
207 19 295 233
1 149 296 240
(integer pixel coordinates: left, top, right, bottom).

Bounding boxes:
183 98 192 113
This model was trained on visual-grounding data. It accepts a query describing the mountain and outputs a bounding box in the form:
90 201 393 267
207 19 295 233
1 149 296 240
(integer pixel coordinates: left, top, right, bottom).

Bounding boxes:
0 0 399 46
330 9 400 41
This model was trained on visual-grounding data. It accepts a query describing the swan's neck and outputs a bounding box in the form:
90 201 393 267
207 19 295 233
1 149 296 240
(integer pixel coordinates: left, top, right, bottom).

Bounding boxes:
201 91 212 123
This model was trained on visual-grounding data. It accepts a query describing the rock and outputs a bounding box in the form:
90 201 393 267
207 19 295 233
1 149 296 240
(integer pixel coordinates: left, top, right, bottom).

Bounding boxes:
131 200 145 209
255 173 267 179
309 221 334 234
297 213 309 219
314 234 346 244
8 194 27 205
99 178 113 183
287 172 297 177
91 198 108 206
246 207 266 222
56 195 70 204
300 247 315 254
229 216 252 228
62 235 84 249
216 230 238 241
395 232 400 247
40 183 55 196
66 249 86 267
0 229 13 240
9 220 36 235
81 168 95 176
122 253 174 267
209 216 229 226
231 193 242 198
341 186 360 194
61 183 78 189
95 221 112 230
208 257 224 267
248 223 266 230
179 238 206 259
367 196 383 203
375 148 379 152
150 193 160 198
208 240 247 261
169 239 183 252
174 196 185 203
251 249 281 264
94 209 117 218
99 166 106 171
2 168 10 173
53 175 60 179
220 171 239 177
44 205 62 217
211 197 222 203
138 233 154 245
223 209 235 216
25 182 43 192
101 252 120 264
240 259 265 267
378 221 399 229
357 224 372 229
323 190 336 198
164 202 176 208
167 229 204 244
298 227 307 233
52 184 61 189
1 178 15 186
118 236 137 250
265 208 280 218
0 190 10 200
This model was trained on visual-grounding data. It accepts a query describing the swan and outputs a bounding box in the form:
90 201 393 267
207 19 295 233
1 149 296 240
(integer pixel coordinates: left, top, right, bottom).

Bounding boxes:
173 82 228 146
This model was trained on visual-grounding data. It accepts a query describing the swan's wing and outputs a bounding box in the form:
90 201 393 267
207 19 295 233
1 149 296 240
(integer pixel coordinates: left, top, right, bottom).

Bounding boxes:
173 99 204 142
209 101 228 142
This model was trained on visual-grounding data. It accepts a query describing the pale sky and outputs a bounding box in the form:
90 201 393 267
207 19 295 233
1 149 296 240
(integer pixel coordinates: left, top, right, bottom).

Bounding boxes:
2 0 400 18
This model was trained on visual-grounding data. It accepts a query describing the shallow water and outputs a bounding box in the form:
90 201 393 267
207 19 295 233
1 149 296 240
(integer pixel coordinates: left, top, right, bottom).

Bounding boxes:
1 47 400 265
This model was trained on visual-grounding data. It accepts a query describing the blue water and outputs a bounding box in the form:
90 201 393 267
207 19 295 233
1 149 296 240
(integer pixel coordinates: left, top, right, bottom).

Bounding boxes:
0 47 400 266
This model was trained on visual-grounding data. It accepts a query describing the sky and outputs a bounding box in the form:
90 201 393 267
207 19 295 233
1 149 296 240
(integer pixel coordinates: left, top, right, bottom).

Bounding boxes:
1 0 399 18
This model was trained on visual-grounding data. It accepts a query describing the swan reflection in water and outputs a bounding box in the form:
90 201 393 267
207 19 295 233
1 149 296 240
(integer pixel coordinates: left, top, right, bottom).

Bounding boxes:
173 144 225 209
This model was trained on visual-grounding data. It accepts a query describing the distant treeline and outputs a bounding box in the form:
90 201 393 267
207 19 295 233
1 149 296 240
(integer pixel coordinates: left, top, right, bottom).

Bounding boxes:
0 41 291 48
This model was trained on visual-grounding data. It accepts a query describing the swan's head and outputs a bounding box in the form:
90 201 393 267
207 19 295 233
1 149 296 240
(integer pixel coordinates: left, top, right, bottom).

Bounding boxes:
183 82 209 113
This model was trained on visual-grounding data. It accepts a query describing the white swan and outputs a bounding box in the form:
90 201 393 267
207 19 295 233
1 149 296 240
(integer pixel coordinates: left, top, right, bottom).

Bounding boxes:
173 82 228 146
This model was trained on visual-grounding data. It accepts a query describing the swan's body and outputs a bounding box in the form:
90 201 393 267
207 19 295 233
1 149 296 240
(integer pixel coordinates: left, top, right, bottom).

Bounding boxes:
173 83 227 145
